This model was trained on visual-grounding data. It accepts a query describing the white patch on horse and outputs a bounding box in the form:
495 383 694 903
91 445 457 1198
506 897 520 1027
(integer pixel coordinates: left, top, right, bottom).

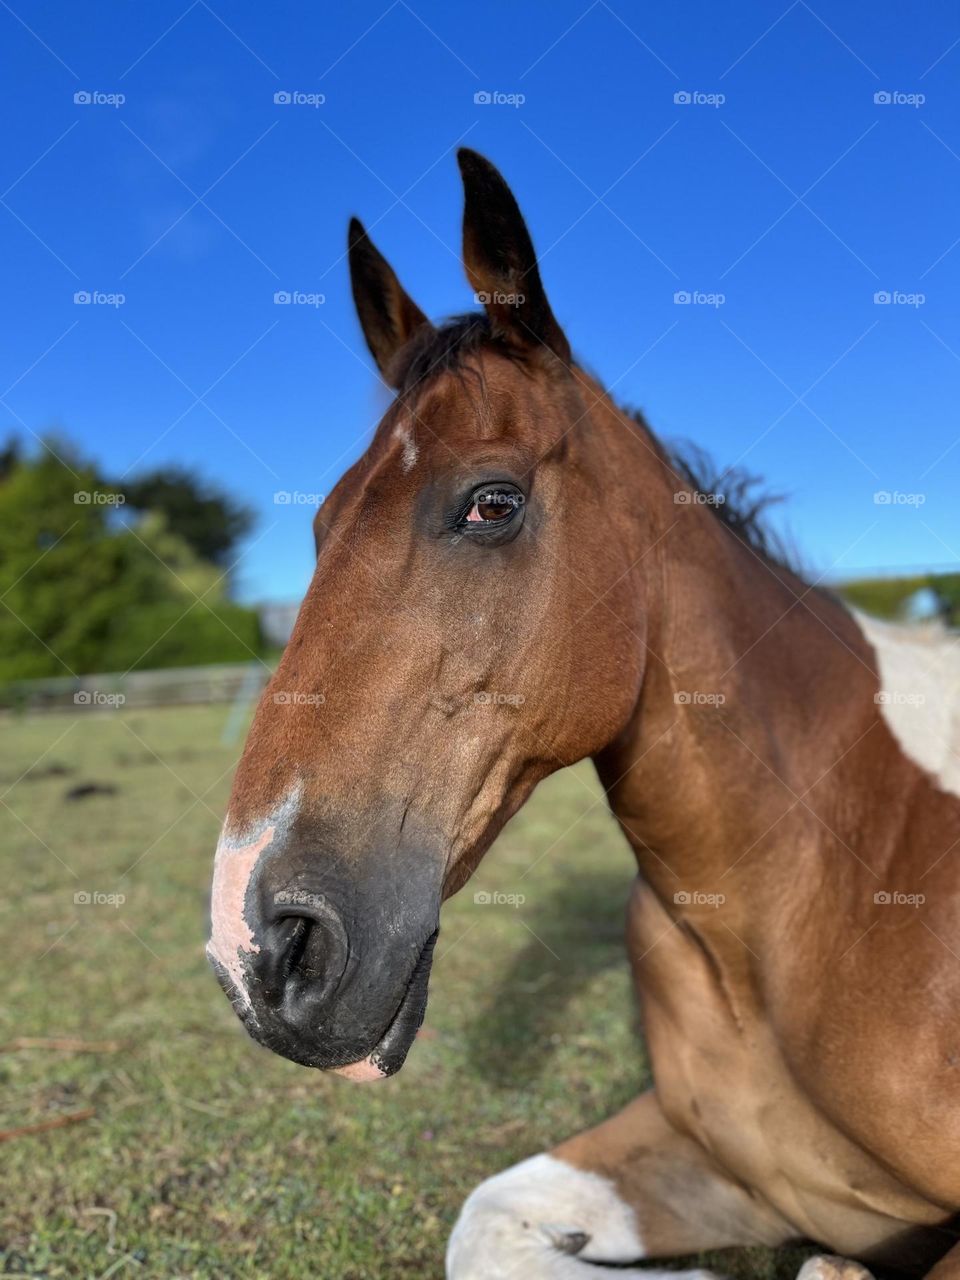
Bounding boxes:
858 613 960 799
447 1152 667 1279
206 787 302 1007
394 422 418 472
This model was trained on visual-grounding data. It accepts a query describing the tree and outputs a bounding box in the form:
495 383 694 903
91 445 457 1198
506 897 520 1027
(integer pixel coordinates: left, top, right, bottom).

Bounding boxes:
0 439 263 682
121 466 255 567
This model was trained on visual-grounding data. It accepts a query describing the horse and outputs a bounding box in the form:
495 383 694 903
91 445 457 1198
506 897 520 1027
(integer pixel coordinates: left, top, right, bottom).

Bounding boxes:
207 149 960 1279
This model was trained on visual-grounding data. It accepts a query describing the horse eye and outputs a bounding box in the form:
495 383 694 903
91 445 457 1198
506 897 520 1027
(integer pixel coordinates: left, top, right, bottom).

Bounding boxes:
465 490 521 524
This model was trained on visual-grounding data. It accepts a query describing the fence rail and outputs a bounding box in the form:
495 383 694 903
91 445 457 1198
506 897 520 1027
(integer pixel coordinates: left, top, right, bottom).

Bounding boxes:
0 662 273 712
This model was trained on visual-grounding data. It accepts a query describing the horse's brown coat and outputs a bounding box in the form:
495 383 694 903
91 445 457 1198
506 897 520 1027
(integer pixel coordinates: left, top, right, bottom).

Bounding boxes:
212 151 960 1277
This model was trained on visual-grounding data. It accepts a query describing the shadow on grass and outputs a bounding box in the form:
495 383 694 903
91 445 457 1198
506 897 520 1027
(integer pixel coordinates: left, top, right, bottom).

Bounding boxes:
462 865 640 1089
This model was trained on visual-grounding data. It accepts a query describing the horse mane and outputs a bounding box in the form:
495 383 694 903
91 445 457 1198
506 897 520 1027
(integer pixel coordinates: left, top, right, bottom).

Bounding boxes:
391 315 803 581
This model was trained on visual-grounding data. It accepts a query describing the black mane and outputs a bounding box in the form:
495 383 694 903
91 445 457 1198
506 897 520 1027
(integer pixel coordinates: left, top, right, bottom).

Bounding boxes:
391 314 799 578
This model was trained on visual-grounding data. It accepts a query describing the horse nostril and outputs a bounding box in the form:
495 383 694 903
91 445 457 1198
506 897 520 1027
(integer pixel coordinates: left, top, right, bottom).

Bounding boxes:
256 905 350 1013
281 917 311 981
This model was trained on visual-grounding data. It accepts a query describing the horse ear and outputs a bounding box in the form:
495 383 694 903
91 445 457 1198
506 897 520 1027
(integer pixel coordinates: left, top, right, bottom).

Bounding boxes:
457 149 570 365
348 218 432 386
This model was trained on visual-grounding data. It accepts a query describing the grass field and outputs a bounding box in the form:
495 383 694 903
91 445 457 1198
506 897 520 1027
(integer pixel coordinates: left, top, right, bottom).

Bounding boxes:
0 704 818 1279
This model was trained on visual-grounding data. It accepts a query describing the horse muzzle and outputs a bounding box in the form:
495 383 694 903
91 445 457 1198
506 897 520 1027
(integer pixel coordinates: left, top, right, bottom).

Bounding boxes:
206 810 443 1079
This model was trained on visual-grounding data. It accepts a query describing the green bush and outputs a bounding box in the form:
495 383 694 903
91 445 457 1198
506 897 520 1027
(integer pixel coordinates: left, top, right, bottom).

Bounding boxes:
100 601 263 672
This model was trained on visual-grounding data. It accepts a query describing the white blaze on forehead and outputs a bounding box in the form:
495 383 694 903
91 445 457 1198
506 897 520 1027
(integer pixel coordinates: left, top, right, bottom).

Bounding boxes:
394 422 418 472
858 612 960 799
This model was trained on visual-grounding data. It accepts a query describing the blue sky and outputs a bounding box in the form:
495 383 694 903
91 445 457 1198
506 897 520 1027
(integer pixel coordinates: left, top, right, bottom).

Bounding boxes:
2 0 959 603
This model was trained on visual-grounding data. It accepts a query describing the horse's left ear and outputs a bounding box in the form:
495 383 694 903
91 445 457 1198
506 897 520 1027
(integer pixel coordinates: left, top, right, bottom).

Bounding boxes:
457 149 570 365
348 218 433 387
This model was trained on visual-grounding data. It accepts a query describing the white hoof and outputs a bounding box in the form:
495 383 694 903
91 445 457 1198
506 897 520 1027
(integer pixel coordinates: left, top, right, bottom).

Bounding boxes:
796 1258 874 1280
446 1152 722 1279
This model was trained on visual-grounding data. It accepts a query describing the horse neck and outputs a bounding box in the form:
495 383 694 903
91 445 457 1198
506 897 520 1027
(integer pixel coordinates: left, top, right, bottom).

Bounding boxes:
581 380 878 902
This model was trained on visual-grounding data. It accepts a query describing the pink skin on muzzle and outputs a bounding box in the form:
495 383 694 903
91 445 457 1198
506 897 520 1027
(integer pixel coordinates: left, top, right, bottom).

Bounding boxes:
208 816 390 1082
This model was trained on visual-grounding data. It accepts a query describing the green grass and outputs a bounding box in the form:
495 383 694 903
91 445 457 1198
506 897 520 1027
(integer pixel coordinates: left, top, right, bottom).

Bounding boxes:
0 705 817 1279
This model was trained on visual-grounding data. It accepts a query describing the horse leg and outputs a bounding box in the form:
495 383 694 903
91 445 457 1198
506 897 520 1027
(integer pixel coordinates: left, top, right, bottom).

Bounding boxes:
446 1088 793 1279
796 1259 874 1279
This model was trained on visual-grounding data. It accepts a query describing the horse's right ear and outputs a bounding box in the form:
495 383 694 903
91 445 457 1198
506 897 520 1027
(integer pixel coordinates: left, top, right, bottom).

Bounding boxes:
348 218 432 387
